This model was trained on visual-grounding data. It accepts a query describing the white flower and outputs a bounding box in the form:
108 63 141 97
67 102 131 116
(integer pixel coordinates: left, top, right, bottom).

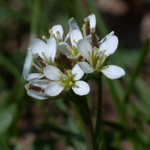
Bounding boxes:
77 32 125 79
25 79 50 100
57 14 97 59
44 64 90 96
29 37 57 65
26 37 57 81
57 18 83 59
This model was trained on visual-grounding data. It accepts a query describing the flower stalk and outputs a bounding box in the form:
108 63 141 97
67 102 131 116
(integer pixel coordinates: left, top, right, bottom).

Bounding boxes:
69 93 95 150
95 74 102 149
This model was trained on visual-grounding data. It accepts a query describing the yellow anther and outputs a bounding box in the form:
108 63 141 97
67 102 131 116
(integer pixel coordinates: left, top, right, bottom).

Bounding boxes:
58 81 62 84
26 84 30 89
40 91 42 93
57 70 61 73
103 50 106 53
69 81 73 86
97 60 100 64
96 52 100 56
82 24 85 28
42 35 46 40
72 45 76 50
88 51 91 55
32 62 35 66
73 39 76 44
67 70 71 74
32 54 34 57
56 31 60 34
67 45 71 50
49 29 52 34
42 52 45 56
77 53 80 56
93 46 97 51
63 75 67 80
50 34 54 38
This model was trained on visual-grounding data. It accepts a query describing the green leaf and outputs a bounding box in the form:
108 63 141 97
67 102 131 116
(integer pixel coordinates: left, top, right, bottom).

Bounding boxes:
0 109 12 134
124 39 149 102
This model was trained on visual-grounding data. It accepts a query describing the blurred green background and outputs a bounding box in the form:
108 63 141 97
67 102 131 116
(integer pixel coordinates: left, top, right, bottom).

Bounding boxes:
0 0 150 150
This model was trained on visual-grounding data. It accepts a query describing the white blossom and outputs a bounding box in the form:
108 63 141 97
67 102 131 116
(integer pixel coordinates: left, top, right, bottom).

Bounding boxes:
25 37 57 81
44 64 90 96
77 32 125 79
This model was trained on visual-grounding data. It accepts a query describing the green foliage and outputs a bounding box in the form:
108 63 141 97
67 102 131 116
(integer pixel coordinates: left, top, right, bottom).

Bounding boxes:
0 109 12 134
0 0 150 149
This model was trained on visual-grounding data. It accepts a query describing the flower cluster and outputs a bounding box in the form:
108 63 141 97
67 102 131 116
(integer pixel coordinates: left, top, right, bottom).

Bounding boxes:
24 14 125 100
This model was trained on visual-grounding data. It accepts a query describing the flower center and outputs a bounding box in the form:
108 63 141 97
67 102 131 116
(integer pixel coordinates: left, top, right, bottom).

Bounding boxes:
58 70 75 90
87 47 107 70
66 45 80 58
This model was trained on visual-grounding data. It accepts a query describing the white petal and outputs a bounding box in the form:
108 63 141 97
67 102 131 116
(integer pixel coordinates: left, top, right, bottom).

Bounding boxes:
29 79 50 88
51 24 64 40
101 65 125 79
99 34 118 56
45 82 64 96
29 38 46 58
71 64 84 80
70 29 83 46
57 42 71 55
78 62 94 73
44 65 61 81
67 55 79 59
84 35 92 42
46 37 56 63
64 32 70 42
69 18 80 31
24 73 44 81
27 89 48 100
77 39 92 60
72 81 90 96
99 31 114 44
88 14 96 28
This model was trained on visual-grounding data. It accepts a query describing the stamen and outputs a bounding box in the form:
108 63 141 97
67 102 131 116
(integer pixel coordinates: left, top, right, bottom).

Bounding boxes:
82 24 86 35
32 62 43 72
63 75 67 80
103 50 106 53
67 45 71 50
49 29 52 34
72 45 76 50
56 31 60 35
73 39 76 44
57 70 61 73
40 88 44 93
42 35 46 40
58 81 62 84
50 34 55 38
96 60 101 69
93 46 97 51
69 81 73 86
67 70 71 74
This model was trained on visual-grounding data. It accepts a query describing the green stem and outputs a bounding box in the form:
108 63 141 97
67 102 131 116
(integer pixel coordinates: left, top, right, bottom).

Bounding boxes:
95 74 102 149
69 93 95 150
